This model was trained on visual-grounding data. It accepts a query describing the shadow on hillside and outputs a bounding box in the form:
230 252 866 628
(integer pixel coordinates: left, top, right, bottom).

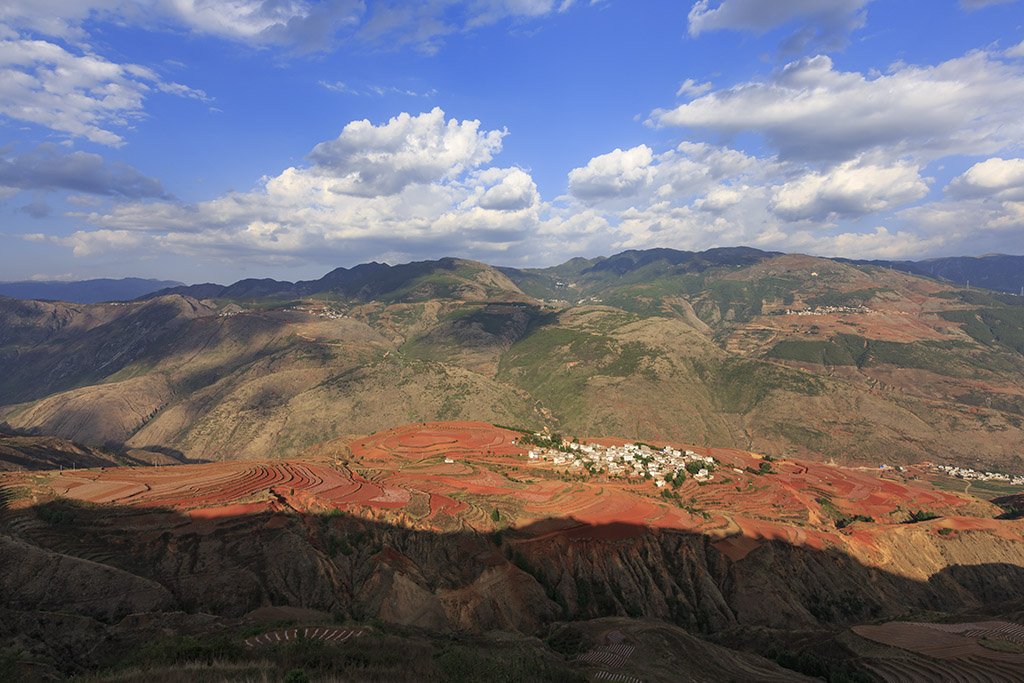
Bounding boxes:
5 497 1024 637
0 424 205 470
3 492 1024 680
132 444 206 465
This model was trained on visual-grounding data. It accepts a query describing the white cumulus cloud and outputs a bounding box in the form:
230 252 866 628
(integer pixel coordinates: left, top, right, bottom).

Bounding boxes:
307 108 506 197
946 158 1024 200
568 145 654 201
476 168 539 211
58 109 552 266
770 158 929 221
652 51 1024 164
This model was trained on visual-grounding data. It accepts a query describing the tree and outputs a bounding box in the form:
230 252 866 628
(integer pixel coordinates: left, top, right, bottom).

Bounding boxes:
491 508 500 523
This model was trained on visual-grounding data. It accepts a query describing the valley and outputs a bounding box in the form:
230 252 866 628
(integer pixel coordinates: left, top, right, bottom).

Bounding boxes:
3 248 1024 681
3 249 1023 473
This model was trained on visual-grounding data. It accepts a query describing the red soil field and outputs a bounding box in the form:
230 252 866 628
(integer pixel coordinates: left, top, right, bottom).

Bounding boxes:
1 421 1015 563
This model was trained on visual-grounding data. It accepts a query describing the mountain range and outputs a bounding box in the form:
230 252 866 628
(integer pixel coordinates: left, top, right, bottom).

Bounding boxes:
135 251 1024 301
1 247 1023 474
2 252 1021 306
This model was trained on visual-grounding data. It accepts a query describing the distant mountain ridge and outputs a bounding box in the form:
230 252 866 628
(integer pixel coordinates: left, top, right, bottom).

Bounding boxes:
840 254 1024 294
6 251 1020 306
0 277 183 303
139 258 525 303
141 250 1024 302
138 261 393 300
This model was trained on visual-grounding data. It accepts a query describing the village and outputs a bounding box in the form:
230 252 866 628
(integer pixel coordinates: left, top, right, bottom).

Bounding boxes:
286 304 348 320
929 463 1024 487
520 436 717 486
783 304 873 316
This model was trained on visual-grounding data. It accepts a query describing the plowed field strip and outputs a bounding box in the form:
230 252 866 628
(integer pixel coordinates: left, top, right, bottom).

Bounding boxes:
855 622 1024 666
283 463 320 489
305 466 355 495
923 621 1024 645
594 672 641 682
964 656 1024 680
864 659 923 683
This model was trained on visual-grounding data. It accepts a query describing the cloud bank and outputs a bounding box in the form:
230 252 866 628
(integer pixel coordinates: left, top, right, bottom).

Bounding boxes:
54 109 550 265
652 52 1024 162
44 41 1024 269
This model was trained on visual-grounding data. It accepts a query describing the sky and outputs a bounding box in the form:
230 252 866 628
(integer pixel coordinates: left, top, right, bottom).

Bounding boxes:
1 0 1023 284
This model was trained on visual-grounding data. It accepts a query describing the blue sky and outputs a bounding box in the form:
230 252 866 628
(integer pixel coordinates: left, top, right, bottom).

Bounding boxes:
1 0 1023 284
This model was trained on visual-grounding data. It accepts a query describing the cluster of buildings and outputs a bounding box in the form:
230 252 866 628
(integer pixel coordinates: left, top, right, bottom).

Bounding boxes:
523 438 716 485
783 305 873 316
287 305 347 320
930 463 1024 486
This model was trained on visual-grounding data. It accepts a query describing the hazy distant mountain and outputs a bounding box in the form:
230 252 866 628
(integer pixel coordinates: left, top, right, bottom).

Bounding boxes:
0 277 183 303
136 259 525 303
842 254 1024 294
138 262 393 300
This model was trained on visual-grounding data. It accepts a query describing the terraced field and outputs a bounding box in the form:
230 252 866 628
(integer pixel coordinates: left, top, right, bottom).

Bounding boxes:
853 621 1024 682
1 421 1010 560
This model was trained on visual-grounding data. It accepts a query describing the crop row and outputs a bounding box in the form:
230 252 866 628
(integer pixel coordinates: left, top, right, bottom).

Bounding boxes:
867 655 1020 683
244 628 362 648
921 621 1024 645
